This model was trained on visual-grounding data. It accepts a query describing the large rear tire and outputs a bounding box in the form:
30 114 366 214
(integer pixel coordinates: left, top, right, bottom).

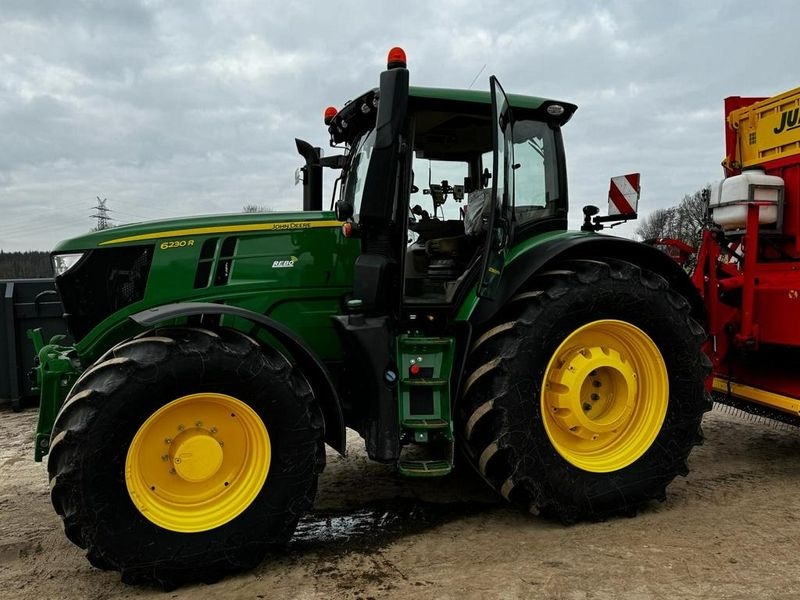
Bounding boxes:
459 258 710 521
47 327 323 587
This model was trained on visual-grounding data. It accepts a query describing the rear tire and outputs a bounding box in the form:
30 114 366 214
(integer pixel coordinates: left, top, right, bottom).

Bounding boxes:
459 258 710 521
47 327 323 587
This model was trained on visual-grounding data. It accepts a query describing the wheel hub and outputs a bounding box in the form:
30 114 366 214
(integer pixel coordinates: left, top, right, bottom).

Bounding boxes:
125 392 271 533
172 431 224 483
541 320 668 473
546 345 638 441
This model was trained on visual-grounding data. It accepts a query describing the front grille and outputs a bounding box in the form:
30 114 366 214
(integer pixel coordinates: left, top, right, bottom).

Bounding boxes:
56 245 153 341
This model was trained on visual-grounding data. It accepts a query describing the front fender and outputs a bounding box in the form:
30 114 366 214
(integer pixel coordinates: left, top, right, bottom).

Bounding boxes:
130 302 347 456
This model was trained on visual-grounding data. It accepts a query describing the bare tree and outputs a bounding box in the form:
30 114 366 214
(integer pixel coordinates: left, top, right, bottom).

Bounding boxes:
636 185 710 247
635 207 676 242
242 204 273 213
673 187 709 248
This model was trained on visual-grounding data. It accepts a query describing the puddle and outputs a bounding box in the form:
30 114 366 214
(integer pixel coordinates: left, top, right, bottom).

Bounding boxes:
289 498 495 553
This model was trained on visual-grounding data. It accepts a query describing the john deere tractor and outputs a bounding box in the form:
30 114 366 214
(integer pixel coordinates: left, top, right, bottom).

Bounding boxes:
31 48 709 586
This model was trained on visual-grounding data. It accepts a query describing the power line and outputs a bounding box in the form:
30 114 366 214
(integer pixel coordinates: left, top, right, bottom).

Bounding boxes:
2 215 91 237
107 207 187 221
468 64 487 90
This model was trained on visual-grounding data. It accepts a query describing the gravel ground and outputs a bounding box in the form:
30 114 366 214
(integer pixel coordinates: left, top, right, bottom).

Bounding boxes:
1 405 799 600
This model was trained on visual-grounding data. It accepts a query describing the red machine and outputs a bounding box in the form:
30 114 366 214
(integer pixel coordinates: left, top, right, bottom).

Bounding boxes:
693 86 800 422
646 238 696 265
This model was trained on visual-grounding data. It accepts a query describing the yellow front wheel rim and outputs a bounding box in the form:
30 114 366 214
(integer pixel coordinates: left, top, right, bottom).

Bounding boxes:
125 392 270 532
541 320 668 473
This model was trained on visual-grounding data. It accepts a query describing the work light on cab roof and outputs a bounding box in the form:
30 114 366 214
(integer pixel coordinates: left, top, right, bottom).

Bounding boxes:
324 106 337 125
387 46 407 69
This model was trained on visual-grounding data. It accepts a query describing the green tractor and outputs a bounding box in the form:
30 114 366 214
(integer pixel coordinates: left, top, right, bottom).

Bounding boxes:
31 48 709 586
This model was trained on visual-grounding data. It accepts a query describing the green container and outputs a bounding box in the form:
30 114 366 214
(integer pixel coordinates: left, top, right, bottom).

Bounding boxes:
0 279 70 409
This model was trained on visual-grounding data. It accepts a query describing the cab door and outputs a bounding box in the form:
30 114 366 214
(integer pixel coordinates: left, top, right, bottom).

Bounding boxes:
477 76 514 299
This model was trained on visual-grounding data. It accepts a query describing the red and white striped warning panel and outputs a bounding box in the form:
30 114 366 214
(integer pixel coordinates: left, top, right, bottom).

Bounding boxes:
608 173 640 216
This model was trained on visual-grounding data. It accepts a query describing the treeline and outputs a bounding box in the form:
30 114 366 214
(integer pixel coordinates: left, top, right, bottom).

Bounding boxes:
0 251 52 278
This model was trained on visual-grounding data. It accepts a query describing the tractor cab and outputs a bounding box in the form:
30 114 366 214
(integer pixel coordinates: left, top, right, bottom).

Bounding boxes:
322 50 575 317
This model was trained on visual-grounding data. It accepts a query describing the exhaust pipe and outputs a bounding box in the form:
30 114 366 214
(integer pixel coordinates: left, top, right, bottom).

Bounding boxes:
295 138 323 211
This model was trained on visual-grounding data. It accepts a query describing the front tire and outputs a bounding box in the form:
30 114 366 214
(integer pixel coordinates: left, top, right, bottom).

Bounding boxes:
47 327 323 587
459 258 710 521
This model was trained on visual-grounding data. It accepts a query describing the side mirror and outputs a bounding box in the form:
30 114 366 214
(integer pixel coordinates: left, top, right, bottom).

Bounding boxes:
335 201 354 221
583 205 600 218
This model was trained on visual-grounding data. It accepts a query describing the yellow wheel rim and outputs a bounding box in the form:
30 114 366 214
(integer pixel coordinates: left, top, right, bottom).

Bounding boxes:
541 320 668 473
125 392 270 532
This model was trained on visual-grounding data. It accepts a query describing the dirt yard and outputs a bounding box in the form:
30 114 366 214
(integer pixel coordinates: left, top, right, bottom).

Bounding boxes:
1 405 799 600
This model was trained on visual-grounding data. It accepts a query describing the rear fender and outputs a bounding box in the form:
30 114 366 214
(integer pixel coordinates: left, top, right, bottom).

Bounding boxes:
469 234 705 326
130 302 346 456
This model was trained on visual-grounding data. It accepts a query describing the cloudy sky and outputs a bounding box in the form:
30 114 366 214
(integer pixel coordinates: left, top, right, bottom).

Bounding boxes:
1 0 797 251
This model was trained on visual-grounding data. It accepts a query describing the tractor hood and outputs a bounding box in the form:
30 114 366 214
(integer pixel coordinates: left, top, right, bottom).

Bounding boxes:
52 210 340 253
50 208 357 352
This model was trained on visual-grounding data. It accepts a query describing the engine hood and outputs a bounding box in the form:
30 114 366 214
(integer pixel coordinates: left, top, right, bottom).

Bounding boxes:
51 210 340 253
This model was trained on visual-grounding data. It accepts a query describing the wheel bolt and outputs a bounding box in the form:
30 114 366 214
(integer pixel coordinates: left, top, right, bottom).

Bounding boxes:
583 403 592 411
195 421 203 427
177 424 185 432
591 393 600 401
161 454 169 461
164 438 172 445
592 380 602 388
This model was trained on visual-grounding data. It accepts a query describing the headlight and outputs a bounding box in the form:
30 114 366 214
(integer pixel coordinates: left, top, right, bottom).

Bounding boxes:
52 253 85 276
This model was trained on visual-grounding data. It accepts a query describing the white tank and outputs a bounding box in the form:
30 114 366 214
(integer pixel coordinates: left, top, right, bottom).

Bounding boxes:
709 169 783 231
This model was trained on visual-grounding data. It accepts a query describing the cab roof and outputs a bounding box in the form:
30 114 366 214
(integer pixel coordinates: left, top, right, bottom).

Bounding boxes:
409 86 577 125
329 85 577 144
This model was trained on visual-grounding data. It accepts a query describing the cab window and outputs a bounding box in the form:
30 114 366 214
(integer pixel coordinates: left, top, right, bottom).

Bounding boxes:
510 120 559 225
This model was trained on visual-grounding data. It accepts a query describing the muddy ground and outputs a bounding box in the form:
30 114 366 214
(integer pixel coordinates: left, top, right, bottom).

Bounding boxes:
1 405 799 600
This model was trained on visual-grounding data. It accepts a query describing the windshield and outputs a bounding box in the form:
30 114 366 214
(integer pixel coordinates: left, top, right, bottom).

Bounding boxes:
342 128 376 219
410 154 469 221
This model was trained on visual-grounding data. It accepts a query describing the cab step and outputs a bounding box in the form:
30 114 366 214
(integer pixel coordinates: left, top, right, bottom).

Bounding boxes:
395 334 457 477
403 378 448 387
397 460 453 477
398 336 453 348
402 418 449 429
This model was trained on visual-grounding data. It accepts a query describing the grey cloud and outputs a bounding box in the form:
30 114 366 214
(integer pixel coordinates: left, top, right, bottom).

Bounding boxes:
1 0 798 250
